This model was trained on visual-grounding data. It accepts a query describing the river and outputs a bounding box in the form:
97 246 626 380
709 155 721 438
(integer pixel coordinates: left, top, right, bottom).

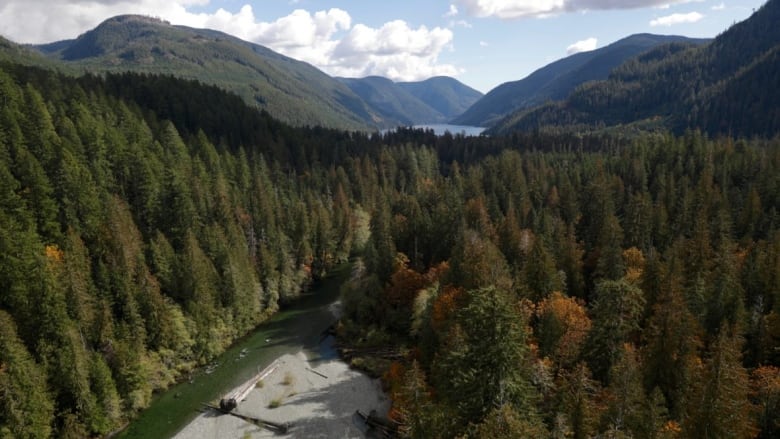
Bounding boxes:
116 264 350 439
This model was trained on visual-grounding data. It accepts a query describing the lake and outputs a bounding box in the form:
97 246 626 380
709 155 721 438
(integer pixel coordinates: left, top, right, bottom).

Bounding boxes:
382 124 486 136
413 124 486 136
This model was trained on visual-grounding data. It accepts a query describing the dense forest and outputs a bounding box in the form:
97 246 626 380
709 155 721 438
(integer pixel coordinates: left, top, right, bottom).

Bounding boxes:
0 60 779 439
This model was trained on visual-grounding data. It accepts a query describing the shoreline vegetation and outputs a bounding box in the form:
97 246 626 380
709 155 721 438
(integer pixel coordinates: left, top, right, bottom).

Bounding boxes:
171 278 394 439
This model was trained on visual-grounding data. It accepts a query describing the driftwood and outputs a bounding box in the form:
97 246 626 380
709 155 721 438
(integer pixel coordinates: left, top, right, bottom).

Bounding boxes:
306 367 328 379
356 409 398 437
202 403 290 434
338 346 404 361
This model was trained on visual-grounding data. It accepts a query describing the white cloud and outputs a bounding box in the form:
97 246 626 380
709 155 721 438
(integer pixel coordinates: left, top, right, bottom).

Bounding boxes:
0 0 459 82
566 37 597 54
331 20 459 80
650 11 704 26
455 0 703 19
450 19 473 28
480 41 489 47
445 4 459 17
712 2 726 10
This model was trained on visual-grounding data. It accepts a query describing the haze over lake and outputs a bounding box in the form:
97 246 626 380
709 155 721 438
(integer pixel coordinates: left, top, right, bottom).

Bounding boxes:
412 124 486 136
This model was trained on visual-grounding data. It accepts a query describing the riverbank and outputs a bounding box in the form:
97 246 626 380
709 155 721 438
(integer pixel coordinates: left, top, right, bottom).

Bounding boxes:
117 265 356 439
173 338 390 438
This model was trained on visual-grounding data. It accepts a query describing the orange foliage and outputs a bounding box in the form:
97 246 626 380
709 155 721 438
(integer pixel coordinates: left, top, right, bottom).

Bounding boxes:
751 365 780 400
44 245 64 264
431 285 464 332
383 361 407 423
384 253 427 307
664 420 682 434
622 247 645 284
424 261 449 284
536 292 591 366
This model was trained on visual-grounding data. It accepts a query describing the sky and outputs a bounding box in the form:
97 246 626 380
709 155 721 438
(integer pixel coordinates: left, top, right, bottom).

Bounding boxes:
0 0 767 93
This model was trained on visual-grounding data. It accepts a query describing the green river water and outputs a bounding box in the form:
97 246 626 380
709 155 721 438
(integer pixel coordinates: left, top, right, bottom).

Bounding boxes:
116 264 349 439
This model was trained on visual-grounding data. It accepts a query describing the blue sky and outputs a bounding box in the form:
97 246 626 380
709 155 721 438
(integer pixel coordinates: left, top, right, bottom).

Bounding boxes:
0 0 766 92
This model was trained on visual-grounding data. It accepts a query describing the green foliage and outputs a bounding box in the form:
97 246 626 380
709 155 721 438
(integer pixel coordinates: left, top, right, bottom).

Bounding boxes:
433 287 538 429
0 310 54 439
1 39 779 437
454 34 707 127
584 279 645 382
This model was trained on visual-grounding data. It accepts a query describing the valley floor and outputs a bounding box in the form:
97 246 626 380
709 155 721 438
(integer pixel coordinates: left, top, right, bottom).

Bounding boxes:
172 347 390 439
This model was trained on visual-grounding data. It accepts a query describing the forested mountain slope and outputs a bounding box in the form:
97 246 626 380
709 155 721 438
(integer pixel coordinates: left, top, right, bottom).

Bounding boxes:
453 34 709 127
490 0 780 137
338 76 445 126
396 76 484 121
31 15 379 130
338 76 483 126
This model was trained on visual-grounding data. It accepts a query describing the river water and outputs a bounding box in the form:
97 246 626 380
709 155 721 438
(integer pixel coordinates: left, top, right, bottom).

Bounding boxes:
117 265 350 439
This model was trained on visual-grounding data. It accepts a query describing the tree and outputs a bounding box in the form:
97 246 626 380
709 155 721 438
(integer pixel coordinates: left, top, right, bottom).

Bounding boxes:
683 326 756 439
536 292 592 369
448 229 512 292
584 279 645 382
469 403 549 439
524 236 562 302
433 287 537 429
750 366 780 439
556 362 602 439
642 252 701 419
601 344 646 437
0 310 54 439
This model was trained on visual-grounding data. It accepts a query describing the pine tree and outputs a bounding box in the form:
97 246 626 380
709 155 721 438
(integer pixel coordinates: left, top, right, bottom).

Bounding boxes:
683 327 756 438
433 287 537 429
0 310 54 439
584 279 645 382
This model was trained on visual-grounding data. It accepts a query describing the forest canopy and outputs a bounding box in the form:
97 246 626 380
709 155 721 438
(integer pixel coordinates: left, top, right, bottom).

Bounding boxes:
0 62 779 438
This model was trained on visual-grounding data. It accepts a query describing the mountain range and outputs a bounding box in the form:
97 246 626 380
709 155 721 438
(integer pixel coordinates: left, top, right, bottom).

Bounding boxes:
23 15 481 131
489 0 780 137
453 33 710 127
0 1 776 137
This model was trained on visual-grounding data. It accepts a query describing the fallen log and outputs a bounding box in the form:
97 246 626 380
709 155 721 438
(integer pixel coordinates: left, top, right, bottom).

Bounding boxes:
202 403 290 434
306 367 328 379
338 346 404 361
356 409 397 437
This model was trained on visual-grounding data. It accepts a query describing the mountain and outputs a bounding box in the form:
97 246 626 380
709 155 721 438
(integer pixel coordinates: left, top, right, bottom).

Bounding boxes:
31 15 379 130
0 36 68 70
453 34 710 127
490 0 780 137
396 76 484 120
338 76 442 126
338 75 483 126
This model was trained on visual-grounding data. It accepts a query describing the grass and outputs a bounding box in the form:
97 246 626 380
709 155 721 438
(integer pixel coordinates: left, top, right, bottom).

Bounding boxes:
281 372 295 386
255 379 264 388
268 397 283 409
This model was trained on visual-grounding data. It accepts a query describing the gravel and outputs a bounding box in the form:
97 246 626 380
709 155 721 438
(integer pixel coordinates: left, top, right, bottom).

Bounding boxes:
172 350 390 439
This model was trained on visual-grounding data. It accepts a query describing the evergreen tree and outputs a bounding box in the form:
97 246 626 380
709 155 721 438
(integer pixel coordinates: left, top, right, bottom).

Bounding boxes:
433 287 538 429
584 279 645 382
0 310 54 439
